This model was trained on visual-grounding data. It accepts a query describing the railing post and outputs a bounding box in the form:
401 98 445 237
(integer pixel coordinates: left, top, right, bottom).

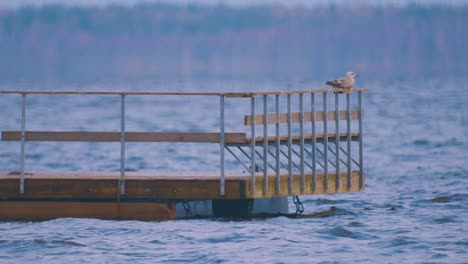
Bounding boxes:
299 93 305 194
275 94 280 196
335 92 340 191
323 92 328 191
120 94 126 195
220 95 225 196
346 93 352 190
19 93 26 194
358 91 364 189
262 95 268 195
311 93 316 192
250 96 256 196
287 94 293 195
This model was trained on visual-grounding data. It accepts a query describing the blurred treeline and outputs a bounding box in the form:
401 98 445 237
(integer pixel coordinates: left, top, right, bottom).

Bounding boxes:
0 4 466 84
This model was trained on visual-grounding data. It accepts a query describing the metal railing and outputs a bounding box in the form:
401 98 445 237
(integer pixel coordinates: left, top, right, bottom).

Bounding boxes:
223 89 367 196
1 88 367 197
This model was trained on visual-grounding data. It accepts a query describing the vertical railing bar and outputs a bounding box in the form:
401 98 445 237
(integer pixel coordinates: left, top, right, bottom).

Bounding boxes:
250 96 256 196
323 92 328 191
299 93 305 194
220 95 226 196
120 94 126 195
311 93 316 191
335 92 340 191
287 94 293 195
226 146 251 172
19 94 26 194
263 95 268 195
346 93 352 190
275 94 280 195
358 91 364 189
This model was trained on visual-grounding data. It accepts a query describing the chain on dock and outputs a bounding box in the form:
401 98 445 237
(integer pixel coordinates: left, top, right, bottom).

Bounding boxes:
293 196 304 214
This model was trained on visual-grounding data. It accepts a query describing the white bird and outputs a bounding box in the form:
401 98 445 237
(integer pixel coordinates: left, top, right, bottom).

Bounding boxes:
326 72 358 89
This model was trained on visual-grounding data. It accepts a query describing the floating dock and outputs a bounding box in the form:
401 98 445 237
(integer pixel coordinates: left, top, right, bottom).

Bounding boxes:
0 89 367 221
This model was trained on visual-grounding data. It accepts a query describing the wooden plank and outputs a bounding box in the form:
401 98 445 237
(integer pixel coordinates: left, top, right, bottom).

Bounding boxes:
246 132 360 144
0 178 118 199
0 170 364 200
124 179 243 200
245 110 362 125
1 131 358 144
0 173 246 200
244 171 363 198
1 131 246 144
0 201 176 221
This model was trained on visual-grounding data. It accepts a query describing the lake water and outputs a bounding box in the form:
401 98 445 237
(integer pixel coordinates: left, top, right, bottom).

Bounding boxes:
0 79 467 263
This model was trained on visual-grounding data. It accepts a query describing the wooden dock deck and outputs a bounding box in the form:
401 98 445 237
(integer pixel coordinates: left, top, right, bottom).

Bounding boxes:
0 88 367 220
0 171 363 200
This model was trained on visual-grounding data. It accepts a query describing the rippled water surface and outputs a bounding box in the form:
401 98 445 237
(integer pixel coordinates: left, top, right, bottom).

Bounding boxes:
0 80 467 263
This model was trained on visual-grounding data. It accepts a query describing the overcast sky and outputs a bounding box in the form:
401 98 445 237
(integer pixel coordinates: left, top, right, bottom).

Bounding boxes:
0 0 466 8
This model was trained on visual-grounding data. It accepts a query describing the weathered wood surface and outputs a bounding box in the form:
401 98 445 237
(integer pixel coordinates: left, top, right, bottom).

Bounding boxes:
245 110 362 125
0 201 175 221
1 131 246 144
0 171 363 200
1 131 359 144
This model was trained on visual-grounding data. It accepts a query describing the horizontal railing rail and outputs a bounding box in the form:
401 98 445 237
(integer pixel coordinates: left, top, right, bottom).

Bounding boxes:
0 88 368 97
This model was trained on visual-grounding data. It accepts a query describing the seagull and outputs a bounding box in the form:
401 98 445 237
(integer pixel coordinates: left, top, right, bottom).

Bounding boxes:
326 72 358 89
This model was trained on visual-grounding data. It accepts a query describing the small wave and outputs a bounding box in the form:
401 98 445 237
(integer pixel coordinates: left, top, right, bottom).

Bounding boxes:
432 253 448 259
429 194 467 203
324 226 372 240
214 206 339 221
387 236 418 248
431 196 451 203
413 139 430 146
433 217 457 224
33 239 47 244
348 221 365 227
52 240 86 247
329 207 356 216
